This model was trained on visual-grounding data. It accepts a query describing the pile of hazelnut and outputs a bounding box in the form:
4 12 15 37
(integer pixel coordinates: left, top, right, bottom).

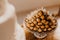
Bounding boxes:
24 9 57 33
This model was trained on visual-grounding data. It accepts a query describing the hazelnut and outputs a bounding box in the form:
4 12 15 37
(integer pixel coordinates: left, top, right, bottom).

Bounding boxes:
52 20 56 23
21 24 24 27
45 25 49 28
49 22 52 26
36 25 40 28
45 21 49 25
40 15 44 19
41 20 46 23
33 27 37 31
38 11 42 16
36 14 39 18
51 26 56 29
30 27 33 30
26 23 30 28
52 13 58 17
44 29 47 32
41 25 45 29
38 29 42 32
25 19 29 22
53 23 57 26
38 23 42 25
31 23 34 26
28 20 32 23
36 18 40 22
47 16 51 20
33 20 37 24
48 28 52 31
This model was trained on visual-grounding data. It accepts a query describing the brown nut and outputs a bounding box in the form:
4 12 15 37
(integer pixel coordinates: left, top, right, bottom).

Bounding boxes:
33 27 37 31
36 25 40 28
45 25 49 28
28 20 32 23
40 15 44 19
51 26 56 29
53 23 57 26
49 22 52 26
26 23 31 28
31 23 34 27
38 23 42 26
25 19 29 22
33 20 37 24
48 28 52 31
47 16 51 20
36 14 40 18
38 11 42 16
30 27 33 30
44 29 47 32
21 24 24 27
38 29 42 32
41 20 46 23
52 13 58 17
45 21 49 25
41 25 45 29
36 18 40 22
52 20 56 23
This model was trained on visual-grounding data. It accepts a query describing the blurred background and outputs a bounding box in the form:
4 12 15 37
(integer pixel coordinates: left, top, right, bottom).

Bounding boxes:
9 0 60 24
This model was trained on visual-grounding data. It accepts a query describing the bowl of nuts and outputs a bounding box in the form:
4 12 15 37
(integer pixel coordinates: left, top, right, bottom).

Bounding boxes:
24 8 57 39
